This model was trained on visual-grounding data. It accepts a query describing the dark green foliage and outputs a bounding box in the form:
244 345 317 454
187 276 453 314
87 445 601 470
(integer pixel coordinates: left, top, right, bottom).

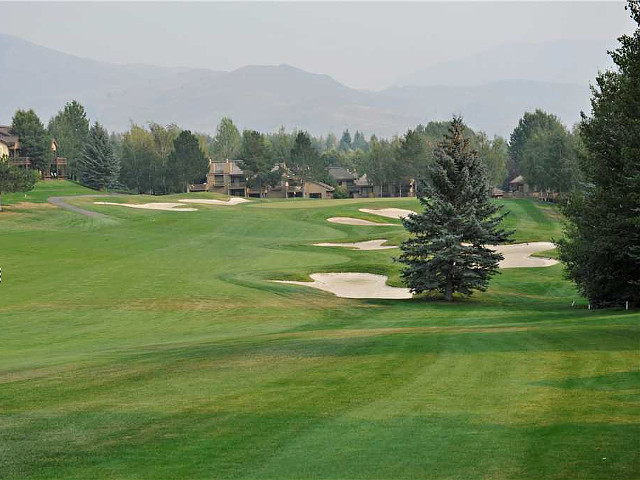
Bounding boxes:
47 100 90 179
520 123 580 193
119 124 160 194
557 1 640 307
352 130 369 151
508 109 565 181
267 126 294 164
366 136 397 196
397 128 430 189
339 129 352 151
0 158 37 210
78 122 120 190
398 117 513 301
238 130 277 194
11 109 52 171
289 131 325 182
167 130 208 193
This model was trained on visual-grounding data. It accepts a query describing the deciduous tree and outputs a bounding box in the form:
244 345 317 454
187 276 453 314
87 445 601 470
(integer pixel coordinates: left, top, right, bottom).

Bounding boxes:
212 117 241 162
0 157 37 211
11 109 51 172
47 100 90 179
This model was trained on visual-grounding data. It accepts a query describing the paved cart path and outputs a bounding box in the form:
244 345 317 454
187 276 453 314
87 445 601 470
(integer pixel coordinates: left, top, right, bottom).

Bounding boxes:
48 194 121 219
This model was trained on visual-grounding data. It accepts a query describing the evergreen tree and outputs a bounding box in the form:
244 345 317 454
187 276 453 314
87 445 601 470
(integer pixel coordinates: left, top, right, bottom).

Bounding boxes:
47 100 90 179
325 132 338 151
339 129 352 151
238 129 276 195
397 117 513 301
352 130 369 151
289 131 324 183
78 122 120 190
11 109 52 172
167 130 208 193
556 1 640 307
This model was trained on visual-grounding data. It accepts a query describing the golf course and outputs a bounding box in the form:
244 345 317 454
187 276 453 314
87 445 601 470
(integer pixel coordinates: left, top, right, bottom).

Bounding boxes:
1 180 638 479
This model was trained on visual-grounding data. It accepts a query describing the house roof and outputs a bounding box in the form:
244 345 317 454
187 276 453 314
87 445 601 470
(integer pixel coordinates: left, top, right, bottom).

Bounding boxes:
355 173 371 187
328 166 356 181
307 180 335 192
0 126 19 148
509 175 526 185
229 161 244 175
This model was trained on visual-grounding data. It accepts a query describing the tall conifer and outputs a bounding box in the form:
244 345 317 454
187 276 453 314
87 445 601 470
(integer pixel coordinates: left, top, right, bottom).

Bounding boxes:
398 117 513 301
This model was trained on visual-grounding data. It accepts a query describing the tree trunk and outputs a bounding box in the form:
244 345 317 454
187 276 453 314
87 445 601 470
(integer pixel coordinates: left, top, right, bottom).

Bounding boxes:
444 277 453 301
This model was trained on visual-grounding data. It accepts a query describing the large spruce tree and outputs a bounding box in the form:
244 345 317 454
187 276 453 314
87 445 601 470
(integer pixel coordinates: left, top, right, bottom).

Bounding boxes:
78 122 120 190
556 1 640 308
398 117 513 301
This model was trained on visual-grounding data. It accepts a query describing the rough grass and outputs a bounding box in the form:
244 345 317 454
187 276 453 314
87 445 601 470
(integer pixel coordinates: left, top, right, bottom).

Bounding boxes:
0 182 637 480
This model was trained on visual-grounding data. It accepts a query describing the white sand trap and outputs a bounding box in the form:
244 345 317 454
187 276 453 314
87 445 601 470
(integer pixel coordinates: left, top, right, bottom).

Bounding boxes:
493 242 558 268
273 273 412 299
327 217 397 226
94 202 197 212
314 239 397 251
358 208 416 219
178 198 250 206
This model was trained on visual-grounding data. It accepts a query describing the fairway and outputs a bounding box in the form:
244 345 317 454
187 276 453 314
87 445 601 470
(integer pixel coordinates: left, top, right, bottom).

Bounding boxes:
1 181 638 479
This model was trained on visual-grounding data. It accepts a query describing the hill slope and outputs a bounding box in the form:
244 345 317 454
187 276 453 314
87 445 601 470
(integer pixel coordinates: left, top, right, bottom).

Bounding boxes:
0 34 591 137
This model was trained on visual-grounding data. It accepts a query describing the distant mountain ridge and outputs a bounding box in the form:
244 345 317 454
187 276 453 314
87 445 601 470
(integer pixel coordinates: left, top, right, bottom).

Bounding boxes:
396 39 615 87
0 33 594 137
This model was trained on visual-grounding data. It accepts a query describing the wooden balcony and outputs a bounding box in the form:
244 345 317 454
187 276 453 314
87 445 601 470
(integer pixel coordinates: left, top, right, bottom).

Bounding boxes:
9 157 31 167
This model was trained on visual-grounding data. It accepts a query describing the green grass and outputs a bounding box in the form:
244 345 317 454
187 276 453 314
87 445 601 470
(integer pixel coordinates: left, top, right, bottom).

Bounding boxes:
2 179 98 205
0 181 637 479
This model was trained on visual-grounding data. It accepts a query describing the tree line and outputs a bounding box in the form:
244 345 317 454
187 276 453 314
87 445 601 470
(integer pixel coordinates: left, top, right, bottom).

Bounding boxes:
3 99 583 197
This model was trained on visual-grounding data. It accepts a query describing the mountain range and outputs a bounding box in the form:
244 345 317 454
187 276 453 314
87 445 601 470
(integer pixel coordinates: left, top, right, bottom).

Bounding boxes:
1 33 599 138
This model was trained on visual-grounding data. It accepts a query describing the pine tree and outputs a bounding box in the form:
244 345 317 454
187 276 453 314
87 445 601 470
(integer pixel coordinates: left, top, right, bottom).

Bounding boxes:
167 130 208 193
397 117 513 301
78 122 120 190
556 1 640 308
238 129 275 195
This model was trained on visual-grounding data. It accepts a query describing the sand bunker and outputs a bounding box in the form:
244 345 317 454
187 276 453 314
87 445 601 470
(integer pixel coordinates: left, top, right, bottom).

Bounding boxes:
314 239 556 268
178 198 250 206
273 273 412 299
314 239 396 251
94 202 197 212
493 242 558 268
327 217 397 226
358 208 416 219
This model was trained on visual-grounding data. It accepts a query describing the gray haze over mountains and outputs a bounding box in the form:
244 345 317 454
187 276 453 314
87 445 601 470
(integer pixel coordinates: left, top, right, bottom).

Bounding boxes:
0 33 604 138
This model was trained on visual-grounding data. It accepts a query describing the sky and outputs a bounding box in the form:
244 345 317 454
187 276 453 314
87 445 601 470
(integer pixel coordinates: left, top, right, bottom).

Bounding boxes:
1 1 635 90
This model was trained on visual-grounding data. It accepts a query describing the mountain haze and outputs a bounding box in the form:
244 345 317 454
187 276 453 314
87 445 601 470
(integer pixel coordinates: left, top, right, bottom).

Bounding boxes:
1 34 593 137
397 39 615 87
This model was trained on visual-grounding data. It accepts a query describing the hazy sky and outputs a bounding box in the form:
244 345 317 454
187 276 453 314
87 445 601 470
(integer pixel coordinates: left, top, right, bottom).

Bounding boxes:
1 2 635 90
